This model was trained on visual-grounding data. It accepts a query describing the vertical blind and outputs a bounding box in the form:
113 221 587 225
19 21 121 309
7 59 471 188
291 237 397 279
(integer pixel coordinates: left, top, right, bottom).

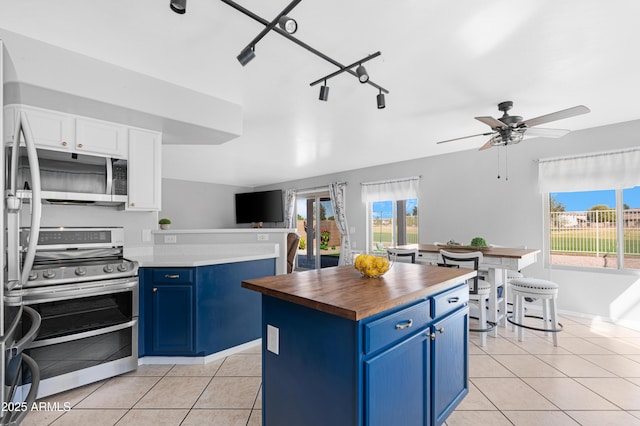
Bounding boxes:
538 148 640 193
361 176 420 202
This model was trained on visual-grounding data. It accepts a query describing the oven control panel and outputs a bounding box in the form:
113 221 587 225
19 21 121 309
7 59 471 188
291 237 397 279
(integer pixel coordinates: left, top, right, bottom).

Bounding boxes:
28 259 138 286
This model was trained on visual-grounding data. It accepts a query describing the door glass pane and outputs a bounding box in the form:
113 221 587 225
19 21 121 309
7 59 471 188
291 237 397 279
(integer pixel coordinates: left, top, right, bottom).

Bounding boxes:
296 193 337 270
372 201 394 252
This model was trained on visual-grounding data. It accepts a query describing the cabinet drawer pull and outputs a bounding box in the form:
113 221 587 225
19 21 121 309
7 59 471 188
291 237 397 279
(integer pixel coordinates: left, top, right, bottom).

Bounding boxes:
77 143 83 148
437 327 445 334
61 141 68 146
395 319 413 330
164 274 180 279
153 287 157 292
448 297 460 303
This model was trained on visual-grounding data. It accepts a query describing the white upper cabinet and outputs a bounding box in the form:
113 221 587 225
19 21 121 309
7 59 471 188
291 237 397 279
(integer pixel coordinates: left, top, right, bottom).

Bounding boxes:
127 128 161 211
75 117 128 158
4 105 127 158
5 105 74 150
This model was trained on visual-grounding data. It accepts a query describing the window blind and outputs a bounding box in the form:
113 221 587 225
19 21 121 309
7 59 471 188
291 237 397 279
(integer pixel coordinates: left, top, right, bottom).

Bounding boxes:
361 176 420 202
538 148 640 192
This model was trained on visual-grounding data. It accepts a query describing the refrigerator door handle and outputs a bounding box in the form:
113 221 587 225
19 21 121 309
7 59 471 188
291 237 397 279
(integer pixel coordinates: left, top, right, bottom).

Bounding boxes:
2 354 40 426
18 111 43 286
7 306 41 359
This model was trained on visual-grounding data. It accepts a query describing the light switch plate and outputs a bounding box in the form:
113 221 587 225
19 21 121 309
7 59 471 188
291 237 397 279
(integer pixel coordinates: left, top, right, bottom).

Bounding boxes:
164 235 177 244
267 324 279 355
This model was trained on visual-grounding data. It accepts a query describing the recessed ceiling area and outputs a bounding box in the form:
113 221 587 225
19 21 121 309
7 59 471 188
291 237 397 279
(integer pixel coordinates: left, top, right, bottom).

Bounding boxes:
1 0 639 187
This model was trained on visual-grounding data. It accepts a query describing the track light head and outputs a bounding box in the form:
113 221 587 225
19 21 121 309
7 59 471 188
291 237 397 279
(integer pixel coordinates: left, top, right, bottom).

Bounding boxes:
377 91 385 109
237 46 256 66
356 65 369 83
319 83 329 101
170 0 186 14
278 15 298 34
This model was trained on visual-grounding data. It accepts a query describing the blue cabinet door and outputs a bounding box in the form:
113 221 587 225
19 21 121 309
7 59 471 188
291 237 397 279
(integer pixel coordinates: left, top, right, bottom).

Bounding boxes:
196 259 274 354
364 330 430 426
151 283 195 354
432 307 469 425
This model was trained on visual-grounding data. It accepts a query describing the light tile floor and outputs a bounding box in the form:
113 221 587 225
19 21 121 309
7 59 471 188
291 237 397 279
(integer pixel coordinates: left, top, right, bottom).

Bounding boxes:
22 314 640 426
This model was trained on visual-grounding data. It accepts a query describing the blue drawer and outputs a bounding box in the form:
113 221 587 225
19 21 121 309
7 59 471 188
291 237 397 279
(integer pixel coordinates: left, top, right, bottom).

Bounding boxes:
364 300 431 355
433 285 468 319
152 268 194 284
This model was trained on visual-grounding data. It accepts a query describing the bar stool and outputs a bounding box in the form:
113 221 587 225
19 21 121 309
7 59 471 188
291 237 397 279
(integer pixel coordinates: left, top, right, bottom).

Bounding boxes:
439 250 493 347
509 277 561 346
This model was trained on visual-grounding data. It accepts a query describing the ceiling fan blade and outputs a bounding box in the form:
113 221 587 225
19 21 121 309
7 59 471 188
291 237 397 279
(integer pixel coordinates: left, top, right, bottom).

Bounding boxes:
475 116 507 129
436 132 494 144
523 127 570 138
519 105 590 128
478 138 495 151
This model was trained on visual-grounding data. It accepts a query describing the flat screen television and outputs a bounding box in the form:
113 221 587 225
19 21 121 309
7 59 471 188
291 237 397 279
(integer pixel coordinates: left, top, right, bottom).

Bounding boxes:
235 189 284 224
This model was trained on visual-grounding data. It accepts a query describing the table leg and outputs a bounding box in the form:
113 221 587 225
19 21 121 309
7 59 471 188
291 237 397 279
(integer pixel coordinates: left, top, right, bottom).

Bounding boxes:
487 267 507 337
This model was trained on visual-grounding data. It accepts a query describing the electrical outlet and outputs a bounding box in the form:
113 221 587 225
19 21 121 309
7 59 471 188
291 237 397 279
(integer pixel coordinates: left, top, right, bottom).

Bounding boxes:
267 324 279 355
257 234 269 241
164 235 177 244
142 229 152 242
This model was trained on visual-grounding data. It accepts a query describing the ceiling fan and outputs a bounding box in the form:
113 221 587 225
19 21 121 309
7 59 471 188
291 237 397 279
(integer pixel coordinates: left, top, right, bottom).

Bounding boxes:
436 101 591 150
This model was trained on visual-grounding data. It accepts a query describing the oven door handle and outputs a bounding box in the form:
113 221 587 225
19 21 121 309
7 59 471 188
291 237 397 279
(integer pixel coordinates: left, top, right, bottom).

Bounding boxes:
16 279 138 306
29 319 137 349
7 306 42 359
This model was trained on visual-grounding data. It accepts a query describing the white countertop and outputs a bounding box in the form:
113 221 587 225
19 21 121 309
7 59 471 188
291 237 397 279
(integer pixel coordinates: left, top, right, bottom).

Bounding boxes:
129 243 280 268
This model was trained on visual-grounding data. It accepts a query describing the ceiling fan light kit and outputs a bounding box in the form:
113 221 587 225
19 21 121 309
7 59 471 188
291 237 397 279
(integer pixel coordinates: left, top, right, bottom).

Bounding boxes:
170 0 389 108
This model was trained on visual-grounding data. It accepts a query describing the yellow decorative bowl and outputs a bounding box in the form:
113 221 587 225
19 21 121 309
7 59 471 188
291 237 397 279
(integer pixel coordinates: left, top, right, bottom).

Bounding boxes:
354 254 390 278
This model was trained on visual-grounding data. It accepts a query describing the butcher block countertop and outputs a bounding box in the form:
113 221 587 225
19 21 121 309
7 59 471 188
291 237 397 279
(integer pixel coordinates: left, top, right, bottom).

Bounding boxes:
242 263 476 321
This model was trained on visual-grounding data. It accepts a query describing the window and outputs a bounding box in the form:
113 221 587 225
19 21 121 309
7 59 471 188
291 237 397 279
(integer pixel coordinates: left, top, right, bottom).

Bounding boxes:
547 186 640 270
370 199 418 252
361 176 420 254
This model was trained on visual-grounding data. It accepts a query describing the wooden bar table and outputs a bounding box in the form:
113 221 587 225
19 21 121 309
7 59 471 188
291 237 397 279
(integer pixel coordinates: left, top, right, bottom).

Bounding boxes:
398 244 541 335
243 263 476 426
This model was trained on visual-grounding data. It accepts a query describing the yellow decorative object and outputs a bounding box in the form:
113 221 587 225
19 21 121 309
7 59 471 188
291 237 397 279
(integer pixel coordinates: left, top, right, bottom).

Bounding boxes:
354 254 390 278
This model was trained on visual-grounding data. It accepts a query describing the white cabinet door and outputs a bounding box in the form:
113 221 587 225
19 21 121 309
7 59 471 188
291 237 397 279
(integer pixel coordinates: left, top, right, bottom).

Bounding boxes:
127 128 161 211
8 105 74 151
75 117 128 158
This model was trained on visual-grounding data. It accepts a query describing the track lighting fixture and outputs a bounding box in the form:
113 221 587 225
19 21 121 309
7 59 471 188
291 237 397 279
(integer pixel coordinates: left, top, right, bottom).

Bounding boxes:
169 0 186 14
356 65 369 83
377 90 385 109
235 0 302 67
197 0 390 108
278 15 297 34
309 52 388 107
237 46 256 66
319 82 329 101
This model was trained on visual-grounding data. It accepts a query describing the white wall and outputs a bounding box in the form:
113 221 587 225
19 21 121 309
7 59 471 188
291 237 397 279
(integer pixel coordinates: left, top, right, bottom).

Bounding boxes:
254 119 640 329
160 178 251 229
38 204 157 249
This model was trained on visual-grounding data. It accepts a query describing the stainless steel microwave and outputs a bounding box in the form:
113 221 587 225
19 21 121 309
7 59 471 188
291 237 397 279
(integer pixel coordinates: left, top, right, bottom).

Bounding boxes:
10 147 127 204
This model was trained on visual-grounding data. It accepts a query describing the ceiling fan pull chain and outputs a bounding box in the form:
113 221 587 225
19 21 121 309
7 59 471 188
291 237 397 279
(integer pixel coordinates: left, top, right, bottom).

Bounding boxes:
497 146 501 179
505 146 509 181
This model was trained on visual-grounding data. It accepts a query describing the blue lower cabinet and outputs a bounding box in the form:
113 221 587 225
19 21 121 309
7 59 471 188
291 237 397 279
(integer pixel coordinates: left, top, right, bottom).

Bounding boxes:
139 258 275 357
432 307 469 425
152 283 195 354
365 331 430 426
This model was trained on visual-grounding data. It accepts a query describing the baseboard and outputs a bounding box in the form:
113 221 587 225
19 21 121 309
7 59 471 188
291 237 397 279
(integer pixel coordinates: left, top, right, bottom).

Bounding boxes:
138 338 262 365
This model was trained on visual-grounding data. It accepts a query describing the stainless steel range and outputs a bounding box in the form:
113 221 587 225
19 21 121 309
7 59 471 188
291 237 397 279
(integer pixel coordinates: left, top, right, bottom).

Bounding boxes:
5 227 139 399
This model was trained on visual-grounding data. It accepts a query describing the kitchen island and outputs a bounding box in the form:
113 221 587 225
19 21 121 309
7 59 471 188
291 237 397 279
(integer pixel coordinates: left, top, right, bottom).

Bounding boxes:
242 263 475 426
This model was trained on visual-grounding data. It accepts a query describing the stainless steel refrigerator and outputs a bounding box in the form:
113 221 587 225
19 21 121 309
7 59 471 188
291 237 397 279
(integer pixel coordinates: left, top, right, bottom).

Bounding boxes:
1 39 42 425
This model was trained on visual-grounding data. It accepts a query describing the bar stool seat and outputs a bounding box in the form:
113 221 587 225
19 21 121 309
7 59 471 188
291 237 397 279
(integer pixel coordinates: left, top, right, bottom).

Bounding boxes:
509 277 561 346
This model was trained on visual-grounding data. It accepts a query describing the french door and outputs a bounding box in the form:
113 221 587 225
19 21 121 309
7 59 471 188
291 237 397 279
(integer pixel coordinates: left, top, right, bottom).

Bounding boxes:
295 191 339 270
